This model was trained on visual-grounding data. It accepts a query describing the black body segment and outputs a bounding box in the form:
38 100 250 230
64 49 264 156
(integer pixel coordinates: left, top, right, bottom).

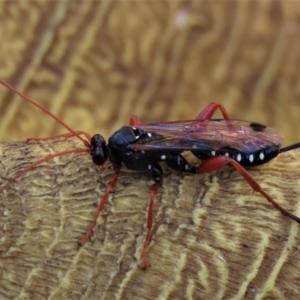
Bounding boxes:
106 119 284 171
1 78 300 270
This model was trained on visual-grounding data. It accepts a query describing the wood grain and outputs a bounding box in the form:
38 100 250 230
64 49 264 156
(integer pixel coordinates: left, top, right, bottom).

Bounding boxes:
0 138 300 299
0 1 300 144
1 1 300 299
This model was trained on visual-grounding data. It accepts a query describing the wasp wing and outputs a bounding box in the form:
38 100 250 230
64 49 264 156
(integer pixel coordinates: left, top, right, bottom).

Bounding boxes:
128 119 283 153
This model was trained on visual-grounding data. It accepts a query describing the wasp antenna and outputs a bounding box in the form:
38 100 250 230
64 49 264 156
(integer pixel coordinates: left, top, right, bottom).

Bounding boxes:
0 79 90 147
280 142 300 154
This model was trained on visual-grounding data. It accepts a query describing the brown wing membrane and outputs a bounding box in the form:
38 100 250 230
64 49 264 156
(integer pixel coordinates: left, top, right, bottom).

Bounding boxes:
129 119 284 153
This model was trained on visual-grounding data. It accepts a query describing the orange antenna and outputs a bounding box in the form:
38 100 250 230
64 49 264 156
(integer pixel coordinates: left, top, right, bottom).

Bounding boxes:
0 79 90 148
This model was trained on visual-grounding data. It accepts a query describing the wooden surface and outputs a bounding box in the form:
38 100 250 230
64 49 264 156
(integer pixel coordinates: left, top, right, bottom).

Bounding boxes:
0 1 300 144
1 1 300 299
1 139 300 299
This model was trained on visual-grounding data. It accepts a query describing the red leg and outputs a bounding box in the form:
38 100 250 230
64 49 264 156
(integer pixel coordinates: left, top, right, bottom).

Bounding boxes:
27 131 91 148
78 169 120 246
198 157 300 223
130 114 161 268
195 102 231 121
0 148 89 194
130 115 141 126
130 104 230 125
140 182 160 269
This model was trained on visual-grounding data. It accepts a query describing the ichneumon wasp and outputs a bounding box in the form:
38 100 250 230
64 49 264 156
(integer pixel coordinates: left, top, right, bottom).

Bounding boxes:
1 79 300 269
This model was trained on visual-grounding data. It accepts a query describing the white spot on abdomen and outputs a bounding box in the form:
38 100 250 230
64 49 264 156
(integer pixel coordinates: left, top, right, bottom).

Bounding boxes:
259 152 264 160
249 154 254 163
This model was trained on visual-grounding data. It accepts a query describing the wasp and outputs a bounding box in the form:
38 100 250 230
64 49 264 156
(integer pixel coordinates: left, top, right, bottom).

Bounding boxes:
0 79 299 269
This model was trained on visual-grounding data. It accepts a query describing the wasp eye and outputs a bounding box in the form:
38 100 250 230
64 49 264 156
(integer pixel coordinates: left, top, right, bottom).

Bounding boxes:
90 134 107 165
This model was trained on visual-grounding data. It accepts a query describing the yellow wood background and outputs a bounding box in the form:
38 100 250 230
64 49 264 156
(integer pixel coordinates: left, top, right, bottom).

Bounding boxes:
1 139 300 300
0 1 300 145
1 1 300 300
